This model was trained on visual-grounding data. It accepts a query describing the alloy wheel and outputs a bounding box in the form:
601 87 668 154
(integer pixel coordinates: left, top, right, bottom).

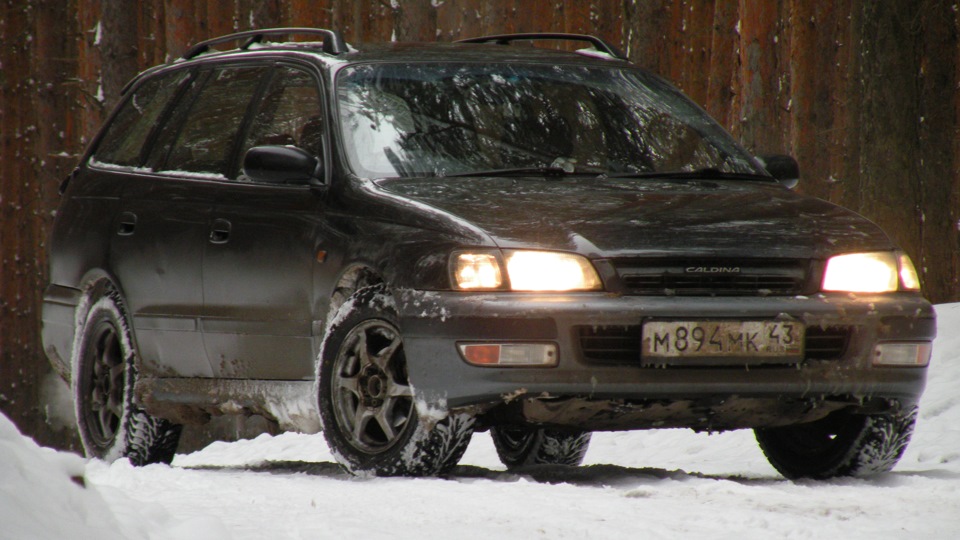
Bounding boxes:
330 320 415 454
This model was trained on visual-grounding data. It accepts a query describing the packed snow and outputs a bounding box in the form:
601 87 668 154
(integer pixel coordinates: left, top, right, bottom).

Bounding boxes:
4 305 960 539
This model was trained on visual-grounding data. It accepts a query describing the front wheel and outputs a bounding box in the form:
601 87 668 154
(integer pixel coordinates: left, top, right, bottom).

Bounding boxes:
755 406 918 479
317 285 474 476
491 425 592 468
72 287 182 465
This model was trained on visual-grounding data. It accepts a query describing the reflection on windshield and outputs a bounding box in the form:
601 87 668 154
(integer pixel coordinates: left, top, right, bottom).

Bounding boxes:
337 63 761 179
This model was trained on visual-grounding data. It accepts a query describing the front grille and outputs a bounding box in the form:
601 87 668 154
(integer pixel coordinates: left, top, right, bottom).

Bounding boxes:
613 258 809 296
804 326 850 359
579 325 643 364
577 324 850 364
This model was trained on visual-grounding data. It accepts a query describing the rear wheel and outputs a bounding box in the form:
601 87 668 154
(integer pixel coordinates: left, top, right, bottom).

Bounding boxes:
755 406 917 479
491 425 591 468
73 287 182 465
318 285 474 476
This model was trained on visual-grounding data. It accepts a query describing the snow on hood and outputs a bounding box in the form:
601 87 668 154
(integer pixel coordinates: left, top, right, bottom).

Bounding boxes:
378 176 894 259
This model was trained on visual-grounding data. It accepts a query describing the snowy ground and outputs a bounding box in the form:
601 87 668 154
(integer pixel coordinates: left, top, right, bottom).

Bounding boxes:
4 306 960 539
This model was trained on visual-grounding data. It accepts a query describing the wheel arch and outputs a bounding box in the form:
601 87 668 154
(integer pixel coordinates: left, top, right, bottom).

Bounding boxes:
325 263 386 326
71 271 143 381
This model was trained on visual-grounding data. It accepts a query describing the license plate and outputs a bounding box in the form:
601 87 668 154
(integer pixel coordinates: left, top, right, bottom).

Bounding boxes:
641 321 804 365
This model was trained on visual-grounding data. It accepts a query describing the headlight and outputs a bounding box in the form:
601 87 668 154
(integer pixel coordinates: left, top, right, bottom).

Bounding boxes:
452 250 602 291
897 253 921 291
453 252 503 289
821 251 920 293
505 250 602 291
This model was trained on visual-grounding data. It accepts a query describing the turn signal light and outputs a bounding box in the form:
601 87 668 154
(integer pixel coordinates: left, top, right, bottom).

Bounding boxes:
873 342 932 367
458 343 558 367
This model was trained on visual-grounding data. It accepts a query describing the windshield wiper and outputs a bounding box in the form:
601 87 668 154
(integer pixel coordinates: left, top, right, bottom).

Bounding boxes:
443 165 607 178
606 168 774 182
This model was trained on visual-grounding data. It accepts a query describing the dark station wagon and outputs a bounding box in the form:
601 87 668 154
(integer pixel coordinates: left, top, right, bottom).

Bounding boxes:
42 29 935 478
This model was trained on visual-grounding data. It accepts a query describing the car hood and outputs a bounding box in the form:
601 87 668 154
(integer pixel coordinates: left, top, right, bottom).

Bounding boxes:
377 176 893 259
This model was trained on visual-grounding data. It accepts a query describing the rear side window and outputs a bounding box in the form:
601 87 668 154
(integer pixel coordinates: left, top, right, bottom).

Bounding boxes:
160 66 268 177
93 70 190 167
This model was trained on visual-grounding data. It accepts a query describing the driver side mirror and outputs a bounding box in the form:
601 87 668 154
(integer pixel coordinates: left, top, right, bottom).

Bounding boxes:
757 154 800 189
243 145 322 185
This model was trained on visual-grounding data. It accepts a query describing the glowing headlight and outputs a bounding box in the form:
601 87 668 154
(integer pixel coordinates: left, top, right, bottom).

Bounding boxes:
452 250 602 291
505 250 602 291
453 252 503 289
898 254 921 291
822 251 918 293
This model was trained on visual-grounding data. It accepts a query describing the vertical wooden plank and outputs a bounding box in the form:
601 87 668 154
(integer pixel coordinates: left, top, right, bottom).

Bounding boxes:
589 0 623 52
735 0 788 152
953 1 960 302
917 0 960 302
786 0 819 192
676 0 715 105
856 2 923 272
29 0 83 449
0 0 37 435
393 0 437 42
825 0 862 213
563 0 590 35
138 1 166 68
506 0 527 35
704 0 740 131
100 0 140 108
282 0 333 29
164 0 196 56
0 0 81 450
621 1 670 72
75 0 103 137
248 0 281 30
206 0 237 37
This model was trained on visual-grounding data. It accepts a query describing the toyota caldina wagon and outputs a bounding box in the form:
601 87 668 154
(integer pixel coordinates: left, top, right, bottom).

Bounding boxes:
42 29 935 478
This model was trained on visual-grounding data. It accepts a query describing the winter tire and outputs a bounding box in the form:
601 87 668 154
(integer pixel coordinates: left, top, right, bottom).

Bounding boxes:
318 285 474 476
755 406 918 479
73 286 182 465
491 425 592 468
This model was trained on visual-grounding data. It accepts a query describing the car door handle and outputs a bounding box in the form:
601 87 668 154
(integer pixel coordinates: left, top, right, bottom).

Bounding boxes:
209 218 232 244
117 212 137 236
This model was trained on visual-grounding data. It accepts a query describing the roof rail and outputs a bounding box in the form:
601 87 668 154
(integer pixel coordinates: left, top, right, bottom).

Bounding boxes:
456 33 628 61
182 28 348 60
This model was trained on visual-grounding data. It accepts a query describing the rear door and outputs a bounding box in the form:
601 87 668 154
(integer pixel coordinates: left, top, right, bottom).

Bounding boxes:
110 64 270 377
97 68 215 377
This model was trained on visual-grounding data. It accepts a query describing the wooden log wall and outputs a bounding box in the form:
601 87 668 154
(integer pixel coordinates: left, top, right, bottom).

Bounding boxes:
2 0 958 448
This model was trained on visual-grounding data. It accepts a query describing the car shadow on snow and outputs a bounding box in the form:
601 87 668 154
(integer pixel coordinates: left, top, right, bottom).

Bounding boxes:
450 463 784 488
182 459 786 487
181 459 960 488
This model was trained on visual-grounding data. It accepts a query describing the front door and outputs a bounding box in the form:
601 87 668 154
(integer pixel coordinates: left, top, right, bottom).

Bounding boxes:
201 65 331 380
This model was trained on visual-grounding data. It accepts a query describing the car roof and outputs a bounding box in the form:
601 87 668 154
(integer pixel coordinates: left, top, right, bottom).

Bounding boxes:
331 41 629 65
125 30 633 94
184 28 627 64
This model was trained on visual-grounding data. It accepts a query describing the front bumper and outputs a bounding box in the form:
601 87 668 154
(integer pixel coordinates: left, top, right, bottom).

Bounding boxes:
396 290 934 431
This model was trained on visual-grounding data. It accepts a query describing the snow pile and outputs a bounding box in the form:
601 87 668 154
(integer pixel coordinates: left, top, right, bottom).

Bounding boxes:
0 414 127 540
0 413 228 540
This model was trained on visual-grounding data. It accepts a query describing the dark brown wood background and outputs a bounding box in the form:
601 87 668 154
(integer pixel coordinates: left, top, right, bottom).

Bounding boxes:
2 0 958 449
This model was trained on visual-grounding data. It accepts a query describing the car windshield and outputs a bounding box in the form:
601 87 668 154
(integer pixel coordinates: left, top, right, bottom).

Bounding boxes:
336 62 765 179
